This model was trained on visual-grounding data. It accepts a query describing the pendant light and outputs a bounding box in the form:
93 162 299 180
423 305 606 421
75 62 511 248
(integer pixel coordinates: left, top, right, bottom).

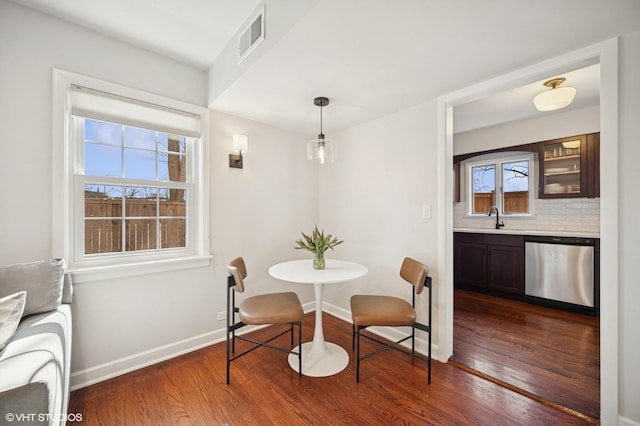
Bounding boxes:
307 97 336 164
533 77 576 112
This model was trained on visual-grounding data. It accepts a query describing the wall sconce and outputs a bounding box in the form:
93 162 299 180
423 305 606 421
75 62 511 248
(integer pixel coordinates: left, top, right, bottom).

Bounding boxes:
229 135 248 169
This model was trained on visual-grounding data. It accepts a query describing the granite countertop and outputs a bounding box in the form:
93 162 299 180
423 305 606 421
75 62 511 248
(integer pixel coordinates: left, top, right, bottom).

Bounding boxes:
453 227 600 239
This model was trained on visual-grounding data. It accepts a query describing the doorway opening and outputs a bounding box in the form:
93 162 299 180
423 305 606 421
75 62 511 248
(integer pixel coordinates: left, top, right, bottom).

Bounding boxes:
436 38 619 423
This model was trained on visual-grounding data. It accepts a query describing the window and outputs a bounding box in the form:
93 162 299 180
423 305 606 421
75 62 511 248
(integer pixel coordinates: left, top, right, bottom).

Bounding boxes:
79 118 190 255
53 70 209 277
466 153 534 216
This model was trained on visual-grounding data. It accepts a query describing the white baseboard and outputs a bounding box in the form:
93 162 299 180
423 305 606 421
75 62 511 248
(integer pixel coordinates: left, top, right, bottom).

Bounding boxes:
619 416 640 426
70 328 226 390
70 301 317 390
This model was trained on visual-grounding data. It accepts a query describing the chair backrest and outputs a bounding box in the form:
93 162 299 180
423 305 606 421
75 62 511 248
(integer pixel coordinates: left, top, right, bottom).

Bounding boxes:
227 257 248 293
399 257 429 294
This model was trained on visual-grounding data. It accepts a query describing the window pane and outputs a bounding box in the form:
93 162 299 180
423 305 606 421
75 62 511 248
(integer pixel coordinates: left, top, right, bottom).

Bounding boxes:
124 125 156 150
125 219 157 252
85 119 121 145
85 143 122 177
160 219 186 248
124 148 156 180
159 134 187 154
158 152 187 182
125 187 157 217
85 185 122 217
85 219 122 254
472 164 495 214
159 188 186 217
502 160 529 214
158 133 169 151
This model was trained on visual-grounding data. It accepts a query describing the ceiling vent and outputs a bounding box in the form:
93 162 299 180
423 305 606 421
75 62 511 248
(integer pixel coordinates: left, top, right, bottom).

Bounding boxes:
238 6 265 64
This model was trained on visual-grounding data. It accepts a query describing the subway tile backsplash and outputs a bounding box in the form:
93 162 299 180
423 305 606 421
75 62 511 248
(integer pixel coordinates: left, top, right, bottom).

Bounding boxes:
453 198 600 235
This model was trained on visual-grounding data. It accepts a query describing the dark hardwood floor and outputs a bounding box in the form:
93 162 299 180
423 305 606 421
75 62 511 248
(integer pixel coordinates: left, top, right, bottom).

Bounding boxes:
451 289 600 422
69 311 594 425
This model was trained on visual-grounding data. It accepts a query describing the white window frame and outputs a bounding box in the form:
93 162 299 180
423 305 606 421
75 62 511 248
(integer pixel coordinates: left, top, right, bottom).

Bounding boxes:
465 152 536 217
52 69 210 282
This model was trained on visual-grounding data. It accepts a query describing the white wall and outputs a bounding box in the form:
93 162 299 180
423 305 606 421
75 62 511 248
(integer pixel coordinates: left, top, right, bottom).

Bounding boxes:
618 30 640 425
0 1 317 389
318 101 441 355
208 109 318 304
0 0 206 263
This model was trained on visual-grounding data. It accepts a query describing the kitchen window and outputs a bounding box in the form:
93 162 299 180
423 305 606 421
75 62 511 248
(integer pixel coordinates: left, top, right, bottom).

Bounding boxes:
466 153 535 216
53 70 210 278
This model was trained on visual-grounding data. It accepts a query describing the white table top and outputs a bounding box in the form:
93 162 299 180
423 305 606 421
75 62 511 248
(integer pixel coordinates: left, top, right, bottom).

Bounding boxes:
269 259 368 284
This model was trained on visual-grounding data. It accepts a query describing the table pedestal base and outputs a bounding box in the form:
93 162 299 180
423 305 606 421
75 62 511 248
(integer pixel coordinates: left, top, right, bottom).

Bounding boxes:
288 342 349 377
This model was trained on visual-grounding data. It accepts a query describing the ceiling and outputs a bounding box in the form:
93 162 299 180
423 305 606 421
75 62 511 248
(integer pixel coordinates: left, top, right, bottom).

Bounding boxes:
11 0 640 135
9 0 262 69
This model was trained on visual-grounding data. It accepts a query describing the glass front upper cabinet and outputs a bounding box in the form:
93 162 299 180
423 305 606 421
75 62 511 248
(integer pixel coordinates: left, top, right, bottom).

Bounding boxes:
539 135 587 198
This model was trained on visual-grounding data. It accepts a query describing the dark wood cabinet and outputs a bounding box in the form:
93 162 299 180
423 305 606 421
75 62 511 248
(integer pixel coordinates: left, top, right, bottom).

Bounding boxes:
538 133 599 199
487 244 524 294
454 232 525 297
454 241 486 288
539 135 587 198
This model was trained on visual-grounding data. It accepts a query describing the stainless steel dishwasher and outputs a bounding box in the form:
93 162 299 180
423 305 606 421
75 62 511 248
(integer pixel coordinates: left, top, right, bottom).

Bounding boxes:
524 236 595 310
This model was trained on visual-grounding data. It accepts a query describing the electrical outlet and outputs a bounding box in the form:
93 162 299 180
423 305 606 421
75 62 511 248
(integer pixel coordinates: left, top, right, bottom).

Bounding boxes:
217 311 226 321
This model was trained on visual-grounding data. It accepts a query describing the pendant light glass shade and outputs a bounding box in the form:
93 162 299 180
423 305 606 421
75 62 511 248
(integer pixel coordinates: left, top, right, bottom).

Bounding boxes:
308 97 336 164
307 134 336 164
533 77 576 112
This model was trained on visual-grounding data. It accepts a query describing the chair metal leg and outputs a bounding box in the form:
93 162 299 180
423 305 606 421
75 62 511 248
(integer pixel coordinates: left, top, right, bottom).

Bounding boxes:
428 329 432 384
352 324 355 350
226 283 232 384
428 277 432 384
355 326 361 383
226 331 230 384
290 324 293 347
298 320 302 377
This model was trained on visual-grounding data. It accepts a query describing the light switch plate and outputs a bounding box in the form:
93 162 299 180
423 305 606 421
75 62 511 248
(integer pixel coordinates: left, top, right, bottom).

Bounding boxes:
422 204 431 219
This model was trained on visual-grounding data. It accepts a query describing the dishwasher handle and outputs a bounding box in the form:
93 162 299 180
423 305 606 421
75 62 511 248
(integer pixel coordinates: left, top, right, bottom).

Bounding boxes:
524 235 595 246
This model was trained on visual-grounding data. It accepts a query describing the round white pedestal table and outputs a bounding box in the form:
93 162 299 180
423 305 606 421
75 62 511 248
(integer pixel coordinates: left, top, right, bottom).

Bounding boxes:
268 259 368 377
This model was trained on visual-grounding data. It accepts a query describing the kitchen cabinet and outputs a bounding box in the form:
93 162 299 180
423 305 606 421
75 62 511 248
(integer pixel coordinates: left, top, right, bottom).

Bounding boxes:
539 135 587 198
454 232 524 297
538 133 599 199
454 241 486 289
487 244 524 294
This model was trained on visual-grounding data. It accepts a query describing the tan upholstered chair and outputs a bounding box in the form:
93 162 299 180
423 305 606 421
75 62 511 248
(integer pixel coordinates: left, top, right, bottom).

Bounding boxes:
225 257 304 384
350 257 432 383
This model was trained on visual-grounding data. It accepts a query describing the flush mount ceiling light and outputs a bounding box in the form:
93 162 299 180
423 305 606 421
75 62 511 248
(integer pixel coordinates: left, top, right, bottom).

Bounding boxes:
307 97 336 164
533 77 577 112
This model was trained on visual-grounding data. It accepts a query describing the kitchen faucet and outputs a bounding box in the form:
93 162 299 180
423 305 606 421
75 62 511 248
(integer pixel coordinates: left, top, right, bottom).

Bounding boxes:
488 206 505 229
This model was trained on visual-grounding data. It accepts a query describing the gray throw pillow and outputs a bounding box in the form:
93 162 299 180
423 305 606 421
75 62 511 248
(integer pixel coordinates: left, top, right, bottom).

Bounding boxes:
0 259 66 317
0 291 26 351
